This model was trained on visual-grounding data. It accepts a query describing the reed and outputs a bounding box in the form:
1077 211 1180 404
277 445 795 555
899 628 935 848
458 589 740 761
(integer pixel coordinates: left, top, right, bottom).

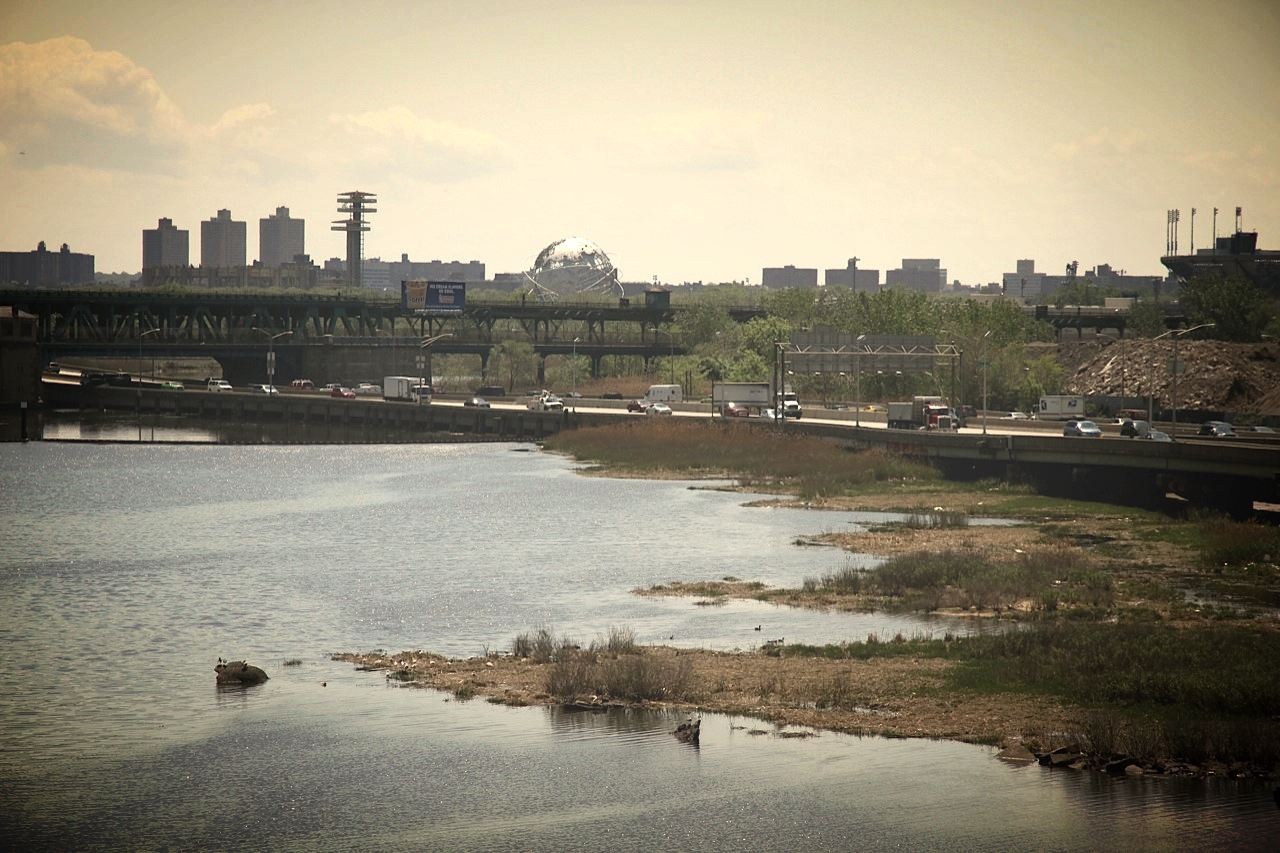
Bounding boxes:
544 419 939 498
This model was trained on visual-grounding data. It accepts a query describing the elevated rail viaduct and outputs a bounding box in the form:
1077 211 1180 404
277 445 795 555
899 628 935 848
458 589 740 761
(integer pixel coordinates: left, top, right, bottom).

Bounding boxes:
4 288 769 385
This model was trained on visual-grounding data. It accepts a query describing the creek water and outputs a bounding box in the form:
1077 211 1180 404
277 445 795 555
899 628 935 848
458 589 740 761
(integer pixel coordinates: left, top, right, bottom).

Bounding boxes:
1 437 1276 851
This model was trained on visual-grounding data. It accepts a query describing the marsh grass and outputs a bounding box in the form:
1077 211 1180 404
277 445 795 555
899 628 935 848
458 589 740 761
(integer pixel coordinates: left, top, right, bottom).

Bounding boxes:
511 627 578 663
543 419 939 499
1191 511 1280 568
512 625 693 702
955 621 1280 718
803 546 1110 613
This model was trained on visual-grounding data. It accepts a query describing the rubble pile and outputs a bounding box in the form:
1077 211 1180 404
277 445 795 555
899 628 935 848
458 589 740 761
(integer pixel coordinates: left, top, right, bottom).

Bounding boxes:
1051 339 1280 415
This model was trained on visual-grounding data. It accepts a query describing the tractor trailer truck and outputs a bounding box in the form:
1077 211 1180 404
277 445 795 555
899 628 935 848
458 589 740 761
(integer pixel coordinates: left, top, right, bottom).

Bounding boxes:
887 396 958 430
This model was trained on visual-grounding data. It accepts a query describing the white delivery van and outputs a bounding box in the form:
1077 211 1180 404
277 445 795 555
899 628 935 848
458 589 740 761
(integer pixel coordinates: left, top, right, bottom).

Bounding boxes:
645 384 683 403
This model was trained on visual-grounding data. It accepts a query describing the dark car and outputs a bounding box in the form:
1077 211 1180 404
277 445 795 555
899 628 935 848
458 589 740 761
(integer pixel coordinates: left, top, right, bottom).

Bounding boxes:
1063 419 1102 437
105 371 131 387
627 399 650 413
464 396 490 408
721 402 750 418
1119 419 1150 438
1197 420 1236 437
475 385 506 398
80 372 107 387
330 387 356 399
599 392 623 400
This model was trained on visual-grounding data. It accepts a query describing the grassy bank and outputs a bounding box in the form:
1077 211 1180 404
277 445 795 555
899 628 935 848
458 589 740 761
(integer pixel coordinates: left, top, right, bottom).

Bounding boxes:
543 418 938 500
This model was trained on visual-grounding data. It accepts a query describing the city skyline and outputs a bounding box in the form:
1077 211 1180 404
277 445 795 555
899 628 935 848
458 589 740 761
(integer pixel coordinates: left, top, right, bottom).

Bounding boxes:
1 1 1276 282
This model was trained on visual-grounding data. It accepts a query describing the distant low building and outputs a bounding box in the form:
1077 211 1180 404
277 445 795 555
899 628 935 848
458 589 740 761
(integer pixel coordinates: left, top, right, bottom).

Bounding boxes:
0 241 95 287
762 265 817 289
885 259 945 293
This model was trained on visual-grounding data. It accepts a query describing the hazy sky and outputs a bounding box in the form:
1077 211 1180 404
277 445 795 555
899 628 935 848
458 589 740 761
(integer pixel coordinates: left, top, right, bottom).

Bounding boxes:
2 0 1277 283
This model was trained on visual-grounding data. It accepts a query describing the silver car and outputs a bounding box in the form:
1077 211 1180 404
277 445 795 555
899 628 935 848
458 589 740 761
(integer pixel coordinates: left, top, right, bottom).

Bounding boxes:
1063 419 1102 437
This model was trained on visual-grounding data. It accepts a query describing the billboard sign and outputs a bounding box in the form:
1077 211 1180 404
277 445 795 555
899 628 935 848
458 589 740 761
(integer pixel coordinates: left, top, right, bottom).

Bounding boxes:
402 280 465 315
711 382 770 405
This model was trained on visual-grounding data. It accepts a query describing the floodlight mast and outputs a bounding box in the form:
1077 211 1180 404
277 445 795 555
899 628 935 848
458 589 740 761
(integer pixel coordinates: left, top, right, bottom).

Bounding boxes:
331 190 377 290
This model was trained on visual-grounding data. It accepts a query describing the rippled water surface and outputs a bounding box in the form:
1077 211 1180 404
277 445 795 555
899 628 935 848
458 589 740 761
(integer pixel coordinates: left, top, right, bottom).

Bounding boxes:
1 441 1276 851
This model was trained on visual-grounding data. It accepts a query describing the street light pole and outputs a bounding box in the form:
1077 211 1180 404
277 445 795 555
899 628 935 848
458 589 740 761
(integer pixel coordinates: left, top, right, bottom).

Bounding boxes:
254 329 294 390
855 335 866 427
572 337 580 412
137 327 162 440
1157 322 1214 440
419 333 453 404
981 330 992 435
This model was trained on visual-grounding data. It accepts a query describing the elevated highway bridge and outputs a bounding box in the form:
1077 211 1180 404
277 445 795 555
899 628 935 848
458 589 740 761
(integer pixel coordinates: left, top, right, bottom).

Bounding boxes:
42 375 1280 519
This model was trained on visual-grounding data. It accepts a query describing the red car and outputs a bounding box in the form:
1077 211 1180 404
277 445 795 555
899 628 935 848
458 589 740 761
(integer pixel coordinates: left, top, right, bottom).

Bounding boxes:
627 399 650 413
330 387 356 399
721 402 750 418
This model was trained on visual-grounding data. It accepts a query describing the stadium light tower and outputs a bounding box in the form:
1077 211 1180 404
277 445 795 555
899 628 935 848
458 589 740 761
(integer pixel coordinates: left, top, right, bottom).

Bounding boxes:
332 190 377 291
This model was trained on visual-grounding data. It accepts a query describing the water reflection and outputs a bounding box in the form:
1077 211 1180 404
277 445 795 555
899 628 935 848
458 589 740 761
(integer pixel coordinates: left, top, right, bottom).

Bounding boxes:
2 441 1277 851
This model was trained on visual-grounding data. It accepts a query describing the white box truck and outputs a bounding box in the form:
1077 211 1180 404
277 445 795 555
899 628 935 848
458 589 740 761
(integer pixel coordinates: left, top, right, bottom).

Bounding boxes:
646 384 683 403
1038 395 1084 420
383 376 423 403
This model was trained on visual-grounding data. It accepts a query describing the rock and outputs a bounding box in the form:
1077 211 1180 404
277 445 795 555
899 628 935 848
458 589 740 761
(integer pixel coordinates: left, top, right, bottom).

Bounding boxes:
215 660 269 685
997 744 1037 762
1106 757 1139 775
674 718 700 745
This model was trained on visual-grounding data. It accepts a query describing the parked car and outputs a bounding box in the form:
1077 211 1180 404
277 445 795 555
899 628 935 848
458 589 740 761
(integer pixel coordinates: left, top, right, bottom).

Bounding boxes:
1119 419 1150 438
1063 419 1102 437
721 402 750 418
251 384 280 395
627 399 650 413
646 402 673 415
330 386 356 399
160 381 185 391
207 379 233 393
464 396 490 408
1197 420 1236 437
1143 429 1173 442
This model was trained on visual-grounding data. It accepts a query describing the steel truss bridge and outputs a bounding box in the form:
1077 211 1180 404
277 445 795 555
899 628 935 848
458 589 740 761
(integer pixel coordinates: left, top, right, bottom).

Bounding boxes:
2 288 768 384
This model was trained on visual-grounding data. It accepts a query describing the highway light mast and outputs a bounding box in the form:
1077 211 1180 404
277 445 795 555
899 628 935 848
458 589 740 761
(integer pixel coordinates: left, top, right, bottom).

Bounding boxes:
332 190 377 291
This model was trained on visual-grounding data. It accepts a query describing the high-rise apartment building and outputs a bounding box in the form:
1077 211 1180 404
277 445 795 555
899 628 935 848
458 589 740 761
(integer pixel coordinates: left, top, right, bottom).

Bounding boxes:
142 218 190 269
259 206 305 267
201 209 247 267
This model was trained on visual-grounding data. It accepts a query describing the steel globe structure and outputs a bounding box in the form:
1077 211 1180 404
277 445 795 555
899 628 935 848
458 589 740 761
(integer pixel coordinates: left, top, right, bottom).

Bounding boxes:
524 237 621 301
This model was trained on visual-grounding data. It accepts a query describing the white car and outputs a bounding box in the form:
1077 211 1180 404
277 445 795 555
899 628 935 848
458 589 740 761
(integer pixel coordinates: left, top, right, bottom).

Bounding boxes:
354 383 382 396
646 402 673 416
251 384 280 395
759 408 781 421
207 379 233 393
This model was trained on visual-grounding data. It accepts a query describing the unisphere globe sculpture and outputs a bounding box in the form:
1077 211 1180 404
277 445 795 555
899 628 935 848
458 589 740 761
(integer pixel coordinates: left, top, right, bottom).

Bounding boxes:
524 237 621 301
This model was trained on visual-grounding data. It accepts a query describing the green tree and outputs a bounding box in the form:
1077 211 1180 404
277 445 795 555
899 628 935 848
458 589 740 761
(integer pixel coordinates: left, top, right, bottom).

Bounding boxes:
1127 298 1168 338
1178 274 1272 342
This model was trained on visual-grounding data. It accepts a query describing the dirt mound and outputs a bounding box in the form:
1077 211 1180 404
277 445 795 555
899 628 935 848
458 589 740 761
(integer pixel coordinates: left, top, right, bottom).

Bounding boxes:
1051 339 1280 415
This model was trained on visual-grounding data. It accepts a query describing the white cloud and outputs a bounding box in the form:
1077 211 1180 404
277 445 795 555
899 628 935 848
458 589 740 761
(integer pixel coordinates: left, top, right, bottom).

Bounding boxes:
0 36 187 171
326 105 510 181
